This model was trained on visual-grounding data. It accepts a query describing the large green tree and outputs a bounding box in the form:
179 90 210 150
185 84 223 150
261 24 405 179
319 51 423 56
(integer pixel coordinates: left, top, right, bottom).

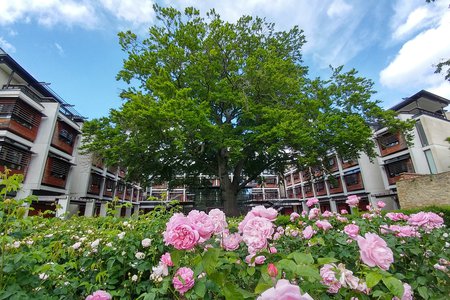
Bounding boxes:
82 6 410 216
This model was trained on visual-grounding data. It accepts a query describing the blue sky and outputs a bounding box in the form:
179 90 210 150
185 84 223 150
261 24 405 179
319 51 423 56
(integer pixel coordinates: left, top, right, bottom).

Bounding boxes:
0 0 449 120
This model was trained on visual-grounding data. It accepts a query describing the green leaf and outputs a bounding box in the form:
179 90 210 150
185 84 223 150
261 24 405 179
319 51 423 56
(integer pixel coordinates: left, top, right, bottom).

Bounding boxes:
170 250 183 266
317 257 338 265
202 248 220 275
295 265 321 281
276 259 298 274
418 286 429 300
223 284 253 300
288 252 314 265
366 272 383 288
382 276 404 298
247 267 255 276
143 292 156 300
194 280 206 298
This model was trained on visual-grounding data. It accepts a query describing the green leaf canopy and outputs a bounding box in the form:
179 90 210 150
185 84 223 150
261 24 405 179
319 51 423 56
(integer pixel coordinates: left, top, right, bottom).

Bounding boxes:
82 5 410 215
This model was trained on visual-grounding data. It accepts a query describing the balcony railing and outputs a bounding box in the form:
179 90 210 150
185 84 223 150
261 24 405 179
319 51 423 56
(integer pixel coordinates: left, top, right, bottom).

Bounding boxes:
1 84 48 106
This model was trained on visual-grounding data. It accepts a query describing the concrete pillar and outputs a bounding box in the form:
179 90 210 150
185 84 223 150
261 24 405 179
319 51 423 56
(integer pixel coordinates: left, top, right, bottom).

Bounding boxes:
99 202 108 217
133 205 140 217
125 206 132 217
115 207 121 217
301 201 308 212
330 200 338 213
84 200 96 217
56 196 70 219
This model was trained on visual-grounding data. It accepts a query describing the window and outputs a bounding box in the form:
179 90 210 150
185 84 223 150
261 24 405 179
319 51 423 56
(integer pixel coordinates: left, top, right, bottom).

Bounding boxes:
0 144 30 170
105 180 115 192
328 177 341 189
315 181 325 191
50 159 71 180
327 157 336 167
304 184 312 193
59 129 74 145
386 160 409 178
89 174 102 188
424 150 437 174
344 173 359 186
265 177 276 184
416 121 429 147
378 133 399 150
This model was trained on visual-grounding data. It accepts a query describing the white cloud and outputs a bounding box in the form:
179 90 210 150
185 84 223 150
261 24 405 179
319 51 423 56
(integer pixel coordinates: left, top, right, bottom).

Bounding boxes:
0 0 99 28
99 0 155 29
380 10 450 98
0 37 16 53
327 0 352 18
55 42 64 56
0 0 156 30
392 6 430 40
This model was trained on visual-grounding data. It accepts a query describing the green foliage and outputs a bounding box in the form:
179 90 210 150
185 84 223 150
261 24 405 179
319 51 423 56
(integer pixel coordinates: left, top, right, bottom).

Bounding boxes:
81 5 412 215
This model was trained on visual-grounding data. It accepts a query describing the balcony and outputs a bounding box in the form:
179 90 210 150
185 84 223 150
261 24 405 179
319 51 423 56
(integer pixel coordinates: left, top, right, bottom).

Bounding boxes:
103 179 115 198
385 156 415 185
344 172 364 192
0 142 31 178
41 156 71 189
314 180 327 196
1 84 49 106
341 158 358 170
51 120 78 155
0 99 42 141
87 173 103 195
377 132 408 157
303 183 314 198
327 176 343 194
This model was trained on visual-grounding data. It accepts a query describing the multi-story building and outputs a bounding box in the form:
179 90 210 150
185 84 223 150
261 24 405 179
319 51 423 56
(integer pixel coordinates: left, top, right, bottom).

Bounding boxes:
282 90 450 213
0 48 144 218
0 48 84 217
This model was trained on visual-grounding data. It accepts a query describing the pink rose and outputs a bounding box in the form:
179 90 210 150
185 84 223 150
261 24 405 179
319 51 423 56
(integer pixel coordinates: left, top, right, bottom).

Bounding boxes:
340 209 348 215
401 283 413 300
161 252 173 267
269 246 278 254
306 197 319 207
302 225 315 239
222 233 242 251
163 213 200 250
322 210 333 218
385 212 408 221
376 201 386 208
357 233 394 270
290 212 300 222
208 208 228 234
85 290 112 300
249 205 278 220
268 263 278 277
320 264 341 293
336 216 348 223
346 195 359 207
308 208 320 220
408 212 444 231
187 210 215 241
258 279 313 300
245 254 266 266
337 263 360 289
315 220 333 231
344 224 359 239
172 267 195 295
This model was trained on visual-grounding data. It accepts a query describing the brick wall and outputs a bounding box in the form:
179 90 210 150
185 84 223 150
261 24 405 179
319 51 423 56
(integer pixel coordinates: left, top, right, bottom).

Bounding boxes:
397 172 450 209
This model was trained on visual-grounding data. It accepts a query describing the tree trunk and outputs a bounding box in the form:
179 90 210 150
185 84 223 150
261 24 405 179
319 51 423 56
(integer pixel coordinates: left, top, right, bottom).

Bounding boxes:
222 185 240 217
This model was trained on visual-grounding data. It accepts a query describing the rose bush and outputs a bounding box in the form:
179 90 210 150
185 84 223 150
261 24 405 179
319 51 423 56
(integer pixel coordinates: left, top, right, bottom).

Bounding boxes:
1 172 449 299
